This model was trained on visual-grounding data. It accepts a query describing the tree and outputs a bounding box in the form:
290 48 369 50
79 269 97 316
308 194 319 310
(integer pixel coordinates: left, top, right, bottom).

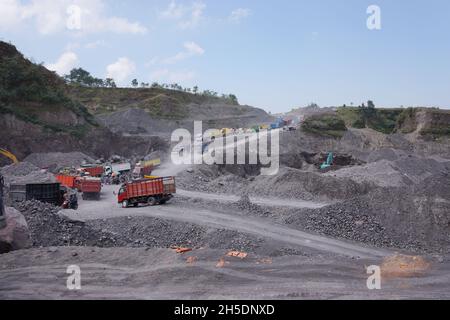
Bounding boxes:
65 68 94 86
104 78 116 88
193 86 198 94
306 103 319 109
131 79 138 88
64 68 106 88
367 100 375 109
228 94 238 105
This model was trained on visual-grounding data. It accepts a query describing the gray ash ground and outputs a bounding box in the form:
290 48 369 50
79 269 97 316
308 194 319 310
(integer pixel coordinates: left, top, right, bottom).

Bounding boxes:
16 200 298 256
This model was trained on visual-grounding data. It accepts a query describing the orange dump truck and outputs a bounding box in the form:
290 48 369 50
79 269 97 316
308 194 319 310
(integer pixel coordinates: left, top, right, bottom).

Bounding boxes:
117 176 175 208
55 175 82 190
79 177 102 200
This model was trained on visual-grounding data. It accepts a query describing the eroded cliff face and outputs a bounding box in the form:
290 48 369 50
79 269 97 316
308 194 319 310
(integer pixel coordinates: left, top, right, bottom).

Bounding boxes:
0 113 168 165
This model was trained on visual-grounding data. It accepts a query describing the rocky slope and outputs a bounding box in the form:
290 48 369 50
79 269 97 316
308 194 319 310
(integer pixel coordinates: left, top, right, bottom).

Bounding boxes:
70 86 274 136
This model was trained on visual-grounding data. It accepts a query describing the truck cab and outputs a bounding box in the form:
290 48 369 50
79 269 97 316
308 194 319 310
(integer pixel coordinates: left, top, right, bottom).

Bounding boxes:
117 185 127 203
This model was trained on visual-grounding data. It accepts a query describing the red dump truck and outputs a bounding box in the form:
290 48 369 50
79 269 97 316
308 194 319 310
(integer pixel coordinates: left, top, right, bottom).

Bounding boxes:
80 165 104 177
117 176 175 208
79 177 102 200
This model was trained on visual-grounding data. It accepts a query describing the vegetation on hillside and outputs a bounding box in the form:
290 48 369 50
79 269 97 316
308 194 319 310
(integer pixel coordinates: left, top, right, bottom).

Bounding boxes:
64 67 239 106
0 43 97 136
302 113 347 138
65 68 117 88
337 106 403 134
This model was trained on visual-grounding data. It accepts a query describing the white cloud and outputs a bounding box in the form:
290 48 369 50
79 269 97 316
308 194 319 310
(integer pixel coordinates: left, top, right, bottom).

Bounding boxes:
0 0 147 35
145 57 160 67
150 68 195 83
45 51 79 75
85 39 107 49
184 41 205 55
150 68 169 80
229 8 251 22
159 1 205 29
0 0 25 29
163 41 204 64
106 57 136 84
168 70 195 82
159 1 184 19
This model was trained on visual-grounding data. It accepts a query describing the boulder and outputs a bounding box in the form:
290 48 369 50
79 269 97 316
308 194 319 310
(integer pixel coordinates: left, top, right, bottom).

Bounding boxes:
0 207 30 254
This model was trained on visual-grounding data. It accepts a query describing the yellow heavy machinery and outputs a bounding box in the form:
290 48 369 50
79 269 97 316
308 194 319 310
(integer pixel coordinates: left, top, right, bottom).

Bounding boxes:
0 148 18 164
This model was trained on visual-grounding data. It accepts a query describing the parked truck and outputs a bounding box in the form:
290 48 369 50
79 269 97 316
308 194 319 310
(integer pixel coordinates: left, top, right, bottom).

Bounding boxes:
79 177 102 200
9 183 63 206
117 176 176 208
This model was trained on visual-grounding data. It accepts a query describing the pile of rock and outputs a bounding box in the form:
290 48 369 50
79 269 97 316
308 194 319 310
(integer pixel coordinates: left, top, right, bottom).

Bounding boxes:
17 200 126 248
0 162 56 186
24 152 95 171
0 207 30 254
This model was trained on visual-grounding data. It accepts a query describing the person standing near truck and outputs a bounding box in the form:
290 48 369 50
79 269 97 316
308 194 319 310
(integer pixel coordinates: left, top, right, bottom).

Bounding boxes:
0 174 6 229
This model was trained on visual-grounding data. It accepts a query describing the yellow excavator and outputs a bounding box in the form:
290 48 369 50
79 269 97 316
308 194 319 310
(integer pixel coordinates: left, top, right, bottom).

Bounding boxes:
0 148 18 164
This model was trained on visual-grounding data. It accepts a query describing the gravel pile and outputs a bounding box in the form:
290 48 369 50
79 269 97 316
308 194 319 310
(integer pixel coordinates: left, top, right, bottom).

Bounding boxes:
324 160 407 188
17 200 127 247
178 165 373 202
204 229 265 253
88 217 207 248
0 162 40 177
325 155 449 188
16 200 269 252
236 194 271 217
285 199 394 249
24 152 95 171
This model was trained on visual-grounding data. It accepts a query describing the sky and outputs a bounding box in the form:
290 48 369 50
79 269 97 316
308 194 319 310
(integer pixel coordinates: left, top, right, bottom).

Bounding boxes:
0 0 449 113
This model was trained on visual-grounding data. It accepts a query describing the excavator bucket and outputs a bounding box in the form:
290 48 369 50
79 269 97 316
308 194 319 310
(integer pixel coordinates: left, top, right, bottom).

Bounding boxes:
0 148 18 164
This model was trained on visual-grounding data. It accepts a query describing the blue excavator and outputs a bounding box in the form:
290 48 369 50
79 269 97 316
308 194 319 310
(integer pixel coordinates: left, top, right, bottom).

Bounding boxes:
320 152 334 170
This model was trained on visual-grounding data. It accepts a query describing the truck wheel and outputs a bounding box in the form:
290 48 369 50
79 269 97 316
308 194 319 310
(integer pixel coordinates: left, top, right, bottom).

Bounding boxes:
159 199 166 205
133 203 138 207
122 200 129 208
147 197 157 206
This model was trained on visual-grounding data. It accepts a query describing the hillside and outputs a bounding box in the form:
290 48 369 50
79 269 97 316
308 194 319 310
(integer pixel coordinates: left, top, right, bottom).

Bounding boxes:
68 86 274 135
0 41 166 163
0 41 97 136
300 106 450 138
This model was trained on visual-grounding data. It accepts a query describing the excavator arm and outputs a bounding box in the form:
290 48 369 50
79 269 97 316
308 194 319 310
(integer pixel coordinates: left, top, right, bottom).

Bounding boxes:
0 148 18 164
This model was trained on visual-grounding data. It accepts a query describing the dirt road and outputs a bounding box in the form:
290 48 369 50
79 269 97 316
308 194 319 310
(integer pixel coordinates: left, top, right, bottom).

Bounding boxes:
66 185 388 259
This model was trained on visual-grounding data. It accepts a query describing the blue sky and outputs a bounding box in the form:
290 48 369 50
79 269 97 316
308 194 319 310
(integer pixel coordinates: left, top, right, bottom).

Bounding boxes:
1 0 449 113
